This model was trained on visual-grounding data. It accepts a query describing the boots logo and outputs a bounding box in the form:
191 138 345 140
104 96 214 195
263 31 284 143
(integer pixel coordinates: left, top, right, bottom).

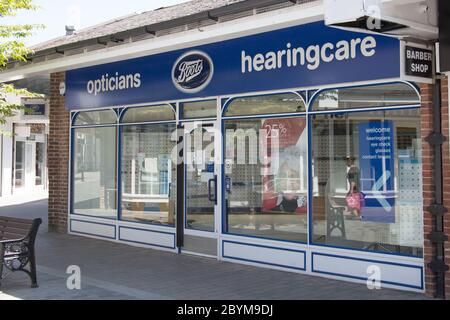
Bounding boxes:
172 51 214 93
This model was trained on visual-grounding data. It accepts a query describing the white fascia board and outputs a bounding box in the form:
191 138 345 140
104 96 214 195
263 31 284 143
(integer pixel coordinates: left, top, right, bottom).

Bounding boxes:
381 0 427 4
323 0 365 24
0 3 324 83
381 14 438 36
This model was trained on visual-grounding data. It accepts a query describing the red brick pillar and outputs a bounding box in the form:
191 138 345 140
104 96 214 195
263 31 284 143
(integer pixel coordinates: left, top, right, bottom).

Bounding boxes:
421 82 435 297
442 76 450 299
422 76 450 299
48 72 70 233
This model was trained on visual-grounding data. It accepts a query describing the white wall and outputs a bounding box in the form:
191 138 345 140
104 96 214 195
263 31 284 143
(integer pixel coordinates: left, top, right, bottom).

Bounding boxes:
0 94 49 198
0 122 13 197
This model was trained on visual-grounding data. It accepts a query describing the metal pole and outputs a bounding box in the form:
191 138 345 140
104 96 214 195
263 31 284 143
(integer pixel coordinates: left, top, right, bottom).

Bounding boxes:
176 125 185 249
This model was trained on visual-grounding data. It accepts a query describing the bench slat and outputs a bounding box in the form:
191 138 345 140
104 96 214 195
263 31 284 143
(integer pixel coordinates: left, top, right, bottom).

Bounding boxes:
0 230 24 236
0 221 33 230
0 232 26 241
0 217 39 242
0 226 32 234
0 216 35 223
0 220 33 227
0 227 28 236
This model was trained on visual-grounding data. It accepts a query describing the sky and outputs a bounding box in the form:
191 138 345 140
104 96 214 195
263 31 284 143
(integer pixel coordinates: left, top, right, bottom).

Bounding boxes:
2 0 190 46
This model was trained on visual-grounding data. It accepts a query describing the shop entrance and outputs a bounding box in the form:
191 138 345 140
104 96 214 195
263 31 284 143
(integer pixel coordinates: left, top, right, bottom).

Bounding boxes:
181 121 219 257
13 137 47 193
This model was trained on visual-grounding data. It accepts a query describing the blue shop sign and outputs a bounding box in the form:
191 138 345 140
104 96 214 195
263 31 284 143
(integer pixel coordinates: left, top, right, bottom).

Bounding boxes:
24 104 46 116
66 21 401 110
358 121 396 223
206 162 215 173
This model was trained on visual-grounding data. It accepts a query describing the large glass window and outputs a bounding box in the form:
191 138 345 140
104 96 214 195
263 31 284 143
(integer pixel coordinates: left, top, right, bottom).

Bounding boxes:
121 123 177 226
311 108 423 257
73 127 117 218
35 142 45 186
224 116 308 242
225 93 305 117
181 100 217 119
14 141 25 188
312 83 420 111
122 105 175 123
74 110 117 126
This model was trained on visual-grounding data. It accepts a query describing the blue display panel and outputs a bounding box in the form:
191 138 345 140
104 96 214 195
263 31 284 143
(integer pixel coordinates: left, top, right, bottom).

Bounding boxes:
358 121 396 223
66 21 401 110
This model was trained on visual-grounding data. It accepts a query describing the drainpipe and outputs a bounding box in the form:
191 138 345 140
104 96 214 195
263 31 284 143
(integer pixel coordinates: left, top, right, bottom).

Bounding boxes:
426 76 449 299
176 124 184 250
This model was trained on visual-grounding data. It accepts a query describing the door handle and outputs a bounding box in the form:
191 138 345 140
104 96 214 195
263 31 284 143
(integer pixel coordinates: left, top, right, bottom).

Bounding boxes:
208 176 217 204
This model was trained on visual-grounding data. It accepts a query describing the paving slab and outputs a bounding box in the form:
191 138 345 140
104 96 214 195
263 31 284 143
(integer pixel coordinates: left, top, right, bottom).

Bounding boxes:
0 199 432 300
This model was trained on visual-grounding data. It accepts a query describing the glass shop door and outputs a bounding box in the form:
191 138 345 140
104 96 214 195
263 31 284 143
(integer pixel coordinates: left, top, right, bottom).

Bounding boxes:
181 121 219 257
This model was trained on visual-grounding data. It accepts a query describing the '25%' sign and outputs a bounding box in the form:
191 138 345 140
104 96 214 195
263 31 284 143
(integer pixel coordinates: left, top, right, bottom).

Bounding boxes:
405 46 433 78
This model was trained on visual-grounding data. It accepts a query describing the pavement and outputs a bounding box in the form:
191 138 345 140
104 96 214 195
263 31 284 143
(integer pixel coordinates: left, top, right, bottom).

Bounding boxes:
0 196 433 300
0 190 48 207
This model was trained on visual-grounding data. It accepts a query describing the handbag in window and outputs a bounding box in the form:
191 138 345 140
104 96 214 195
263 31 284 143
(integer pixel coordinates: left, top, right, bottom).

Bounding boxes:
346 192 365 210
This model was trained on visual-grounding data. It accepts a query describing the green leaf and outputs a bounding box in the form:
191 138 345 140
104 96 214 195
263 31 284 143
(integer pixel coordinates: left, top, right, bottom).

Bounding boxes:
0 84 44 130
0 0 39 17
0 24 45 38
0 0 43 134
0 41 34 66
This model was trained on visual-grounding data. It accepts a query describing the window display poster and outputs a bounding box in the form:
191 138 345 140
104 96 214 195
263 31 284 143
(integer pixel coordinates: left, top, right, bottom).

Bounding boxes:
262 118 307 214
358 121 396 223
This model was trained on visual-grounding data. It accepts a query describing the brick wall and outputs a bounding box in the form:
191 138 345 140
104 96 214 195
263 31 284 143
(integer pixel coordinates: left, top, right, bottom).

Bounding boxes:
48 72 69 233
442 76 450 299
421 81 435 297
422 75 450 299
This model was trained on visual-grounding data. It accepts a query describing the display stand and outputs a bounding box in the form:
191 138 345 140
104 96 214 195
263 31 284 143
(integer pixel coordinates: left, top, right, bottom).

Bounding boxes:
397 159 423 248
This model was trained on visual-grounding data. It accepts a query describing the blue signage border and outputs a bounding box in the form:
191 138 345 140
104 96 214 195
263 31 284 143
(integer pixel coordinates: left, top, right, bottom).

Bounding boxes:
66 21 401 110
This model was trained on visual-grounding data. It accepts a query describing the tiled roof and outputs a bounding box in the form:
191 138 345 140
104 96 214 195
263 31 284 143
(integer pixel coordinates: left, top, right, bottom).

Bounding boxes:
32 0 246 52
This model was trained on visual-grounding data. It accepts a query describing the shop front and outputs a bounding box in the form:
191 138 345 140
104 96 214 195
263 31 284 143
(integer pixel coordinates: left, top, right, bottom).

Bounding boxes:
65 21 428 292
13 123 47 194
0 97 48 198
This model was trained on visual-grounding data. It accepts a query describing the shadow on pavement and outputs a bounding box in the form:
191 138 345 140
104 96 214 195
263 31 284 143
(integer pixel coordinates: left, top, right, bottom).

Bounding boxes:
0 199 48 232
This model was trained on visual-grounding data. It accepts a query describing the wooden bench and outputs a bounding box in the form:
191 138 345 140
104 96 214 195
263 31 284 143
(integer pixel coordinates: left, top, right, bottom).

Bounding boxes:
0 217 42 288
